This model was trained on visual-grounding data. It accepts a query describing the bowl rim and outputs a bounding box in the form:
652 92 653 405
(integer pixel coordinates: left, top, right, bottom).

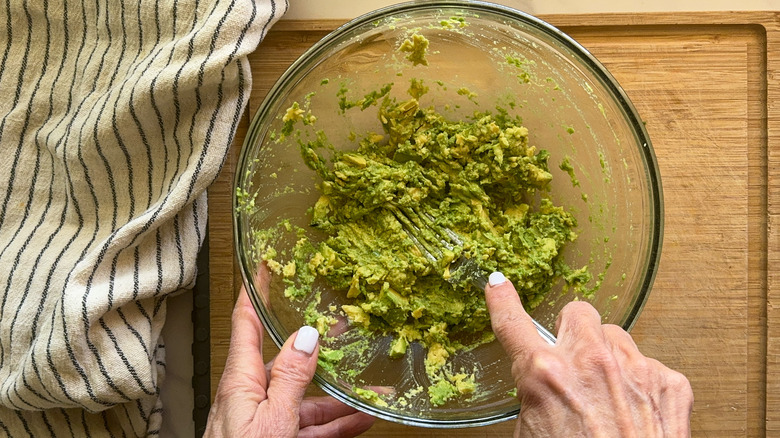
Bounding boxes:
233 0 664 428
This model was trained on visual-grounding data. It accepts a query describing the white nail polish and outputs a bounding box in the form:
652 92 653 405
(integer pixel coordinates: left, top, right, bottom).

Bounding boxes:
488 272 508 287
293 326 319 355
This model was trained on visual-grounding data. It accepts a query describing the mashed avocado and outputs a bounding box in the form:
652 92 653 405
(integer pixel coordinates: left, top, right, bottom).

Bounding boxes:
279 84 585 405
244 33 593 408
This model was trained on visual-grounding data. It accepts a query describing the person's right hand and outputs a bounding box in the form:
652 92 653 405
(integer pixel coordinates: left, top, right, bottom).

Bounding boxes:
484 272 693 437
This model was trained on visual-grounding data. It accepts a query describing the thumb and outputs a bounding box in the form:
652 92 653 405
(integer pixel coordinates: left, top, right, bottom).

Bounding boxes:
265 326 320 424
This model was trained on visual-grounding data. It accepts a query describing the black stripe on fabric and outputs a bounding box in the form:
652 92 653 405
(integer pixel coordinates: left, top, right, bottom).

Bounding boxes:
81 409 91 438
0 0 13 83
41 410 57 437
128 82 155 213
47 0 124 406
0 0 53 265
155 230 163 295
107 248 118 311
27 2 73 403
192 198 201 250
61 408 76 436
51 0 87 156
133 248 153 334
132 247 140 300
4 157 54 361
117 307 151 360
184 0 233 198
148 1 168 201
0 418 9 436
105 245 153 365
121 402 140 438
108 0 137 223
17 364 56 408
45 297 83 407
71 0 144 403
166 0 206 197
52 298 114 407
90 4 120 234
152 296 164 317
6 156 56 365
29 348 61 404
41 203 93 408
98 317 156 396
14 409 33 437
149 0 192 200
24 0 71 358
134 398 148 427
0 0 33 233
126 249 153 360
4 383 27 411
173 215 184 288
0 0 35 360
80 285 134 402
260 0 277 39
101 410 117 438
120 0 172 214
194 0 258 192
181 0 242 248
30 349 62 404
148 76 169 200
135 300 153 334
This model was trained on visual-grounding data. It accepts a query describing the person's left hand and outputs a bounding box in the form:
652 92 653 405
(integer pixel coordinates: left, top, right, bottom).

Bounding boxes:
204 280 375 438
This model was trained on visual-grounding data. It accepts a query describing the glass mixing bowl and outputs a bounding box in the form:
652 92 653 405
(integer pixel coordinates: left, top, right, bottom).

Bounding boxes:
234 0 663 428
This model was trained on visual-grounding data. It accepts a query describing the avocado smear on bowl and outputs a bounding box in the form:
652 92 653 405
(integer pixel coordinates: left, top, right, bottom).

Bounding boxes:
239 33 596 410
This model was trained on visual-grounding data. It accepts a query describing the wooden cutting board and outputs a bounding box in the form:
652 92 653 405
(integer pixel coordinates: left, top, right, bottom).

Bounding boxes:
207 12 780 437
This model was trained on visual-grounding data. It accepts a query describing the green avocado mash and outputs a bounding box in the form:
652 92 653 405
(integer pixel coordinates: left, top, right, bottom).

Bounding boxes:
243 33 594 409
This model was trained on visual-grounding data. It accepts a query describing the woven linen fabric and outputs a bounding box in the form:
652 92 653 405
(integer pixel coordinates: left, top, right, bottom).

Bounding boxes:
0 0 286 435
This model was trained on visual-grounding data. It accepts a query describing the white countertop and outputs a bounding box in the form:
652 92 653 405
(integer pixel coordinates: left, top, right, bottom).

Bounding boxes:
162 1 777 437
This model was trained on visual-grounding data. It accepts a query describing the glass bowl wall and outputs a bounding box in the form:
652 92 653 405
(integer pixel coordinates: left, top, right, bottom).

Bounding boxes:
234 0 662 428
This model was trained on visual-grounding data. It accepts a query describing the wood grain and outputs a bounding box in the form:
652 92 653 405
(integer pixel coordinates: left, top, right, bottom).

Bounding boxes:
208 12 780 437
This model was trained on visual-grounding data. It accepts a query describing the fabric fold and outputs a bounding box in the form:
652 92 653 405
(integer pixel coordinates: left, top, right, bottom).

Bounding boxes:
0 0 287 435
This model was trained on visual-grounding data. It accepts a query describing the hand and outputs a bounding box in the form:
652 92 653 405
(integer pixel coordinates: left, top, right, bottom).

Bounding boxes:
484 272 693 437
204 282 375 438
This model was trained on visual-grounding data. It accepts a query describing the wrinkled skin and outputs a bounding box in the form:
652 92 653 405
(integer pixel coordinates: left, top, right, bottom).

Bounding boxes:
485 274 693 437
204 266 375 438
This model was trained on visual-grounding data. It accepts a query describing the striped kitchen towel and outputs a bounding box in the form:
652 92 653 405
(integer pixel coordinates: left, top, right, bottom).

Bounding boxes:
0 0 286 435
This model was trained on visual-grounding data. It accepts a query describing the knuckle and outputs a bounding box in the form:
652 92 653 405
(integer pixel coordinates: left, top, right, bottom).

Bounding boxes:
665 369 694 397
581 344 618 370
520 349 565 386
602 324 630 341
560 300 598 320
271 360 313 390
492 310 524 335
491 312 527 353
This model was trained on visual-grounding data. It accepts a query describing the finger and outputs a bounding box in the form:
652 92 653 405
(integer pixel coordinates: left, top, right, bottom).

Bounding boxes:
601 324 641 357
297 411 376 438
264 357 274 384
222 286 267 385
657 365 694 437
254 262 272 307
299 396 362 428
265 326 320 422
554 301 604 346
484 272 548 362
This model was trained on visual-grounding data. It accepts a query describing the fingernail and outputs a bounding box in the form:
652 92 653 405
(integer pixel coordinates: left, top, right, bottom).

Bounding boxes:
293 325 319 355
488 272 508 287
